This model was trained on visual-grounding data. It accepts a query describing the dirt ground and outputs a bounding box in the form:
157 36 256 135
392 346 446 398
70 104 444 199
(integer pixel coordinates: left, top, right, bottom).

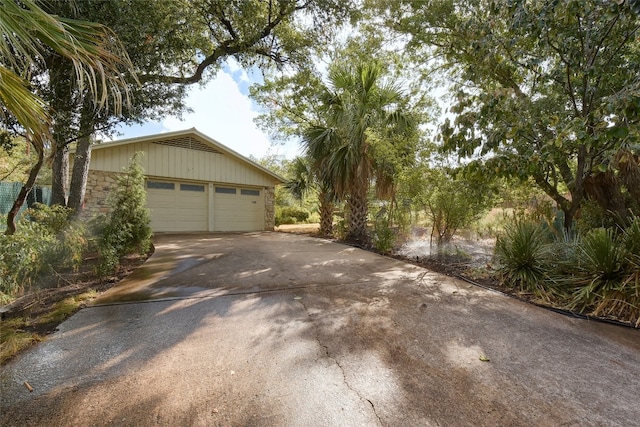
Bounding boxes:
1 253 149 344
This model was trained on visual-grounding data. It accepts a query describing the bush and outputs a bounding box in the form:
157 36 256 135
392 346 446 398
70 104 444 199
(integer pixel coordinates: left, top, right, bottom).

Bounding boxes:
569 219 640 324
423 172 492 244
94 152 151 275
0 220 50 300
27 204 87 271
373 216 395 254
0 205 87 301
575 198 617 235
276 216 296 225
494 220 556 300
282 206 310 222
275 206 310 226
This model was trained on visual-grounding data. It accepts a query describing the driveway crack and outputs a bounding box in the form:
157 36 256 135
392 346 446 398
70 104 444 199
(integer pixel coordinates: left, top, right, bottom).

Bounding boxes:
296 297 383 426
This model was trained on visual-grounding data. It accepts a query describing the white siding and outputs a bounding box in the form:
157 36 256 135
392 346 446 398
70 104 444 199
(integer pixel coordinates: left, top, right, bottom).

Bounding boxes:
86 131 280 233
90 141 277 187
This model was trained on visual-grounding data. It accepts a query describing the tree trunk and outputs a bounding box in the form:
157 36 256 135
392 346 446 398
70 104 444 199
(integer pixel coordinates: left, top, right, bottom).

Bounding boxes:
67 134 92 214
49 58 75 206
51 143 69 206
5 140 44 235
564 202 579 232
318 189 334 237
347 187 369 243
584 171 629 225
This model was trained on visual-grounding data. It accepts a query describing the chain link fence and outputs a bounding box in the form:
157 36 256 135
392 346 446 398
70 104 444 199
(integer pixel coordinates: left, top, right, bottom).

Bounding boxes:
0 181 52 230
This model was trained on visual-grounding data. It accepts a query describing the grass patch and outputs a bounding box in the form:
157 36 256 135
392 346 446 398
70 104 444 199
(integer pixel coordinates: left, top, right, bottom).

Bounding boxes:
38 291 97 325
0 290 98 364
0 318 42 364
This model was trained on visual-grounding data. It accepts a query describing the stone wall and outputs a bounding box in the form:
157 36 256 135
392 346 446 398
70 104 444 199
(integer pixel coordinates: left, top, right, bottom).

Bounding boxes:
264 187 276 231
81 170 122 219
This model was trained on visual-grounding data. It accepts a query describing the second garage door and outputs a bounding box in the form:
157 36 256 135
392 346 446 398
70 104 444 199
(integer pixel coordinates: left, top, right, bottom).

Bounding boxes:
146 180 208 232
213 186 263 232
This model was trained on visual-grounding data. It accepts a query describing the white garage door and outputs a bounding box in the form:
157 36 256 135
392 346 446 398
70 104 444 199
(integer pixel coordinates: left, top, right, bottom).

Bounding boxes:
213 186 263 232
146 180 208 232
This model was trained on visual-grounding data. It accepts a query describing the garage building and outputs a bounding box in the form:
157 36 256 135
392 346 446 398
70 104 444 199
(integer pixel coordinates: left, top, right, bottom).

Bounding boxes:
82 128 284 232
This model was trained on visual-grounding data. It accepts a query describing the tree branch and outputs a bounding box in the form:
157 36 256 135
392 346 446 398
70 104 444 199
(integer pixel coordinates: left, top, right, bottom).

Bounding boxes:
139 2 297 85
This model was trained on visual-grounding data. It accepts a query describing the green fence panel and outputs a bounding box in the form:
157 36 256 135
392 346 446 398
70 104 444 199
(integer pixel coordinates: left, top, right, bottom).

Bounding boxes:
0 182 22 216
0 181 52 230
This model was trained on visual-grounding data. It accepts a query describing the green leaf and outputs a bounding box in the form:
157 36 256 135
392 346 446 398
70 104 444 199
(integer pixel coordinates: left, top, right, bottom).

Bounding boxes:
608 126 629 139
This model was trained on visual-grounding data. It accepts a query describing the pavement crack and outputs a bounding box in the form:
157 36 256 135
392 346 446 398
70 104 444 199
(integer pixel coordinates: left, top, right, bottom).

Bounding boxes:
296 297 384 426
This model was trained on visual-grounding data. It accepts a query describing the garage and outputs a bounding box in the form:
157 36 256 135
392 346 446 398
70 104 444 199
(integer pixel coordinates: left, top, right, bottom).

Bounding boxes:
146 180 209 232
213 186 263 232
82 128 283 233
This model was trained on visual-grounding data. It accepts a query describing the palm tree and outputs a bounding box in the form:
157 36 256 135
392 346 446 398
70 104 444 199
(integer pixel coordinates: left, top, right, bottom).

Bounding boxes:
0 0 133 234
304 62 415 242
298 128 342 237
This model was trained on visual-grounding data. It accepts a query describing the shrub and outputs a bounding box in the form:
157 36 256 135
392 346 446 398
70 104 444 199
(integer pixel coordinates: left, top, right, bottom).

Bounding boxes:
27 203 72 233
0 205 88 301
307 211 321 224
569 218 640 325
27 204 87 271
494 220 556 300
281 206 310 222
570 228 628 316
334 216 349 240
621 218 640 326
94 152 151 275
0 220 50 300
373 216 395 254
276 216 296 226
575 198 617 235
423 173 492 244
275 206 310 226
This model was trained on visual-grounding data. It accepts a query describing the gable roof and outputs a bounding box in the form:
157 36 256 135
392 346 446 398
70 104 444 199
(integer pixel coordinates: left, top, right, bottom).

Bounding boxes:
92 128 285 183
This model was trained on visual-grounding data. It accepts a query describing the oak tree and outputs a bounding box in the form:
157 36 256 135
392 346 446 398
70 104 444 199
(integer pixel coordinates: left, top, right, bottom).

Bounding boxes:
387 0 640 228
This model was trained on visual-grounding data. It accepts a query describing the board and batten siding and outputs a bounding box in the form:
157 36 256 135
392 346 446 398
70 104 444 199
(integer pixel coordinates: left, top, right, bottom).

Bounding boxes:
90 141 277 187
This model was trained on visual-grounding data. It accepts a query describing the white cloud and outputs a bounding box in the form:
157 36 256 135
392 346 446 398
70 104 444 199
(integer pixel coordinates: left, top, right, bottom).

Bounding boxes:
225 58 250 83
161 70 271 158
115 66 300 160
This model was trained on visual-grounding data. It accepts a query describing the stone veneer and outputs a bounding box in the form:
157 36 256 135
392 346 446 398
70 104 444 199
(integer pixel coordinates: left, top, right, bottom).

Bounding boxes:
264 187 276 231
81 170 122 219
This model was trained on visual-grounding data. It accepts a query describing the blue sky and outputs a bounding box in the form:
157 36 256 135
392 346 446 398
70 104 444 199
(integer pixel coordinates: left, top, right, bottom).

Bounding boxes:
114 59 301 160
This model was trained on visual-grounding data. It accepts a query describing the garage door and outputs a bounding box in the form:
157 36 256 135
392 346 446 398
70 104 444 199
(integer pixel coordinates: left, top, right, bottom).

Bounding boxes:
146 180 208 232
213 186 263 232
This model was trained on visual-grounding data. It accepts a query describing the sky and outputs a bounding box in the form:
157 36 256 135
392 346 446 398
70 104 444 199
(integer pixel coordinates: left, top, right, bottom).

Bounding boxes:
114 59 302 160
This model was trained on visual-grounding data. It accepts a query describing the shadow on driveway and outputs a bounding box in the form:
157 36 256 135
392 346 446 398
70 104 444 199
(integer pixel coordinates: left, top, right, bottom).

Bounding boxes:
1 232 639 426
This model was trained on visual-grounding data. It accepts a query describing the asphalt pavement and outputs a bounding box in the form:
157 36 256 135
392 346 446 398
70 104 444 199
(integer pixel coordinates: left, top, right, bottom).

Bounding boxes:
1 232 639 426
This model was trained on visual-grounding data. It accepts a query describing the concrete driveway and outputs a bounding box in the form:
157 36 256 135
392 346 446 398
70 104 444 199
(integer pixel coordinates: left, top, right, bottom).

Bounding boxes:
1 232 639 426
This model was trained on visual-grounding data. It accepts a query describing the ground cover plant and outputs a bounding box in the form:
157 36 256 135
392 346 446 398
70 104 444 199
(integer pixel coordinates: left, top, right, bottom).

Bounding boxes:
493 217 640 327
0 154 152 362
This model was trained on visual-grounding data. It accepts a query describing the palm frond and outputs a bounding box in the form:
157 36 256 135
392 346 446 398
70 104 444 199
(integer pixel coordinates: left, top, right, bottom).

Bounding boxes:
284 157 313 201
0 66 49 143
0 0 135 118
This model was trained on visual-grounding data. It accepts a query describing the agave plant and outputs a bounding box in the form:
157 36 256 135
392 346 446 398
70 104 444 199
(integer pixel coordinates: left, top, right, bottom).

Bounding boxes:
570 228 627 316
494 220 556 300
621 218 640 326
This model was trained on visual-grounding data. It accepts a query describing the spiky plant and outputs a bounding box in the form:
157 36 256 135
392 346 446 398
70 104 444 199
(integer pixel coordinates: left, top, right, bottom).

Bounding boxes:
620 218 640 326
494 220 555 300
570 228 626 316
